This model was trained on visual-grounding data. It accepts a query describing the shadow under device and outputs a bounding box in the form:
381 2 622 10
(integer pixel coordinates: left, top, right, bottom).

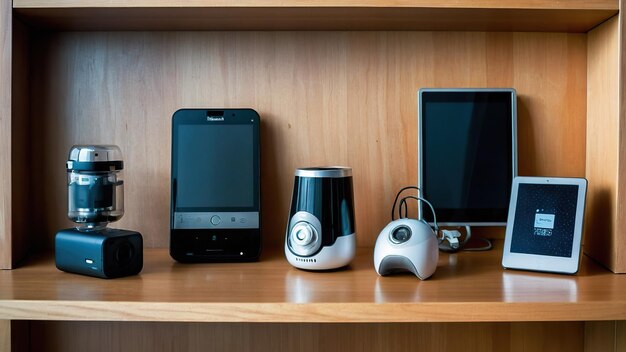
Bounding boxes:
170 109 261 262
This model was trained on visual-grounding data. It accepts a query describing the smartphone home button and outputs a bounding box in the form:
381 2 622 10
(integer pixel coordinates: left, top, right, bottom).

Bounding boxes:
210 215 221 226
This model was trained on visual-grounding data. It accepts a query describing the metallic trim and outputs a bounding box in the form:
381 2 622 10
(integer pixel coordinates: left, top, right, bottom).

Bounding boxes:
69 145 122 162
295 167 352 178
289 222 320 256
417 88 517 226
286 211 323 257
285 233 356 270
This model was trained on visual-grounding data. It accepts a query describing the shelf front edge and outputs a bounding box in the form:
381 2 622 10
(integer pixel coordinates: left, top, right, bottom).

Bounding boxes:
1 300 626 323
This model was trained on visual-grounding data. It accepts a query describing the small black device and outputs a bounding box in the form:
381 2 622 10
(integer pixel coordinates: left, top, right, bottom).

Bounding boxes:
418 88 517 226
55 145 143 279
56 228 143 279
170 108 261 262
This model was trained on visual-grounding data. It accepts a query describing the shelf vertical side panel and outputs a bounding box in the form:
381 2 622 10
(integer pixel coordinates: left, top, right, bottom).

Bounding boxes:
10 17 31 269
0 0 13 269
1 3 31 270
616 0 626 272
585 15 621 272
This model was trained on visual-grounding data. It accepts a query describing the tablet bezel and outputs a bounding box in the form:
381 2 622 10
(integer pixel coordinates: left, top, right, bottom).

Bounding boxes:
502 176 587 274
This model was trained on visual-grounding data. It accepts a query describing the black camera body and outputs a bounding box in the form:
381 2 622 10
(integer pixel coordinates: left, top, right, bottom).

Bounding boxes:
55 228 143 279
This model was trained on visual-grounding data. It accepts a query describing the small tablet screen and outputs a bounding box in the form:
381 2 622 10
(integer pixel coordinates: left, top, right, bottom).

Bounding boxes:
510 183 579 258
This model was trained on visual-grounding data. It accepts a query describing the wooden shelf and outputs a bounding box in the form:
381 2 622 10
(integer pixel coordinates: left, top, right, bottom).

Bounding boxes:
2 0 626 350
12 0 618 32
1 241 625 323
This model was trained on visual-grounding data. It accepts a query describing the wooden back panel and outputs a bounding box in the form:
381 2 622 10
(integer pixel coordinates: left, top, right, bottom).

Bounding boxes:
28 321 584 352
28 31 586 248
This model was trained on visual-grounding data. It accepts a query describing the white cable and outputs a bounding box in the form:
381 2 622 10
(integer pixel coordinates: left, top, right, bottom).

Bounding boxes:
437 226 492 252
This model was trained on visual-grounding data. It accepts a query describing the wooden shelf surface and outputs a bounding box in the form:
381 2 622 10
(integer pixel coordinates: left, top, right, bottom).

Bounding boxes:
12 0 618 32
1 241 626 323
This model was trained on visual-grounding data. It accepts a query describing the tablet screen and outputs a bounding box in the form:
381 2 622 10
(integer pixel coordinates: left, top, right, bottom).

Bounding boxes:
510 183 579 257
419 89 516 224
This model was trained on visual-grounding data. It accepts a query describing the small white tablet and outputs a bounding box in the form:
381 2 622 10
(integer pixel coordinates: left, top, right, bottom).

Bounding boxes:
502 177 587 274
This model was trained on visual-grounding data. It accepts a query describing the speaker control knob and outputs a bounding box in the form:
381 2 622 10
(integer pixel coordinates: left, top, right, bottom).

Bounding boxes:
292 222 314 245
289 221 320 256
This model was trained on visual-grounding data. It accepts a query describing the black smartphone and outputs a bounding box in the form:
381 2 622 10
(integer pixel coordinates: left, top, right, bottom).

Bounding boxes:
170 108 261 262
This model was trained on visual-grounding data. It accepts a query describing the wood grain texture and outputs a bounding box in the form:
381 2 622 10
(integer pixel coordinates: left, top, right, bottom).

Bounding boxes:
585 16 623 272
0 321 8 352
617 321 626 351
28 321 584 352
0 244 623 323
13 7 617 32
508 323 585 352
27 31 587 250
584 321 626 352
585 321 616 352
616 0 626 273
0 0 12 269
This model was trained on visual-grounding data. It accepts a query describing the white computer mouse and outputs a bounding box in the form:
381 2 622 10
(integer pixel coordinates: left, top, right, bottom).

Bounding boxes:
373 218 439 280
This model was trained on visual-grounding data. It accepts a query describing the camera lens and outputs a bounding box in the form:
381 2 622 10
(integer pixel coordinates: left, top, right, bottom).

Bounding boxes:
390 226 412 244
115 242 134 265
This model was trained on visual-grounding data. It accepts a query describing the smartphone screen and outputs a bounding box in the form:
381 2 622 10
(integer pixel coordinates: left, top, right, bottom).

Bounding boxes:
176 124 255 210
